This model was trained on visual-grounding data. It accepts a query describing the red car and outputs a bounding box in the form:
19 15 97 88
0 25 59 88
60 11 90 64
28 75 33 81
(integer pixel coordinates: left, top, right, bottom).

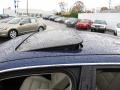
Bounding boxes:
75 19 93 30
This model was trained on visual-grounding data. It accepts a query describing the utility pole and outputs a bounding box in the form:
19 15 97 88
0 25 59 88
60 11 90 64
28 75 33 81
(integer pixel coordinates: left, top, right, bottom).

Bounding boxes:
16 0 20 8
109 0 111 10
14 0 17 14
27 0 28 16
3 8 4 14
14 0 20 14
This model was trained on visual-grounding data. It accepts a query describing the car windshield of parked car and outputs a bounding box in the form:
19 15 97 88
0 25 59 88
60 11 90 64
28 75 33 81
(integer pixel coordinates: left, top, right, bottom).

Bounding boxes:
117 23 120 28
80 19 90 23
94 20 107 25
8 18 21 24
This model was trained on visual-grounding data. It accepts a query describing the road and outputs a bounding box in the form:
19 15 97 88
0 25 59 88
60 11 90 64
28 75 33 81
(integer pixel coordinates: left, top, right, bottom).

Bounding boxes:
42 19 114 35
0 18 117 45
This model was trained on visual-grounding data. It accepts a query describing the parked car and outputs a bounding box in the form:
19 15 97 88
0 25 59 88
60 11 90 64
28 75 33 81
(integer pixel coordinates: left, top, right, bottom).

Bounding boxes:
0 14 9 19
0 29 120 90
91 20 107 33
66 18 80 27
49 16 59 21
43 15 52 20
54 17 67 23
64 18 75 24
113 23 120 36
0 17 46 39
0 17 14 23
75 19 92 30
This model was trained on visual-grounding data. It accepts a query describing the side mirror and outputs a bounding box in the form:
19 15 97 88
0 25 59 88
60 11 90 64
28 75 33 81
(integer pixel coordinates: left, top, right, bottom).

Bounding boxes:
19 23 24 25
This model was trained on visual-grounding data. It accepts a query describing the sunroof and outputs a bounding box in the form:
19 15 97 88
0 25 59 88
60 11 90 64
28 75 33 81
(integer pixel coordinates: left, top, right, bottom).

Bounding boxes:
16 29 83 52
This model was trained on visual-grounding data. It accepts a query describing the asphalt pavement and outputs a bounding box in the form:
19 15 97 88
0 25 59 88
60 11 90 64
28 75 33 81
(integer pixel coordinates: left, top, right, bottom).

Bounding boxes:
0 18 117 45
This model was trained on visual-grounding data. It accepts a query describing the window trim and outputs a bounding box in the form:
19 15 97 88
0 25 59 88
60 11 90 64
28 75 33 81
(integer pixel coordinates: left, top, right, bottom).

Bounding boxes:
20 18 31 24
79 66 95 90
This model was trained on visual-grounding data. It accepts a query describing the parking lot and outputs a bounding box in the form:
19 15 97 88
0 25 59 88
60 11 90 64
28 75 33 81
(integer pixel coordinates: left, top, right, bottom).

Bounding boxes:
0 18 117 45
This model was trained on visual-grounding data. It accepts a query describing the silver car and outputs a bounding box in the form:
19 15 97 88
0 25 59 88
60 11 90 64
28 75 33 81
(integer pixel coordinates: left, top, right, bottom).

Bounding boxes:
0 17 46 39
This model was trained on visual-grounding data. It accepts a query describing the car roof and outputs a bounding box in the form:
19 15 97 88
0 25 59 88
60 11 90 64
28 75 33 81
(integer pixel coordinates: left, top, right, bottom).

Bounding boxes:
0 31 120 72
94 20 106 22
0 53 120 73
16 16 36 19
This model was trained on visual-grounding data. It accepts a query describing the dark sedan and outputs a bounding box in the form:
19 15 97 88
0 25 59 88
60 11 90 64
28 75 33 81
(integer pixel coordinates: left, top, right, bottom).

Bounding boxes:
65 18 80 27
54 17 68 23
0 29 120 90
49 16 59 21
42 15 52 20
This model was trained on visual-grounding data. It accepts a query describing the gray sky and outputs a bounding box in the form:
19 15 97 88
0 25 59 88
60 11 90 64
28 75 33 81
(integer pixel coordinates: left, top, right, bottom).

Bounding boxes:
0 0 120 13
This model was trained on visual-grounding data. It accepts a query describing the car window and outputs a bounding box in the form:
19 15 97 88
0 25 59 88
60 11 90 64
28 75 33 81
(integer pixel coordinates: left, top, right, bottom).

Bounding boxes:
94 20 107 25
20 18 30 24
96 69 120 90
0 73 72 90
31 18 37 23
8 18 21 24
117 23 120 28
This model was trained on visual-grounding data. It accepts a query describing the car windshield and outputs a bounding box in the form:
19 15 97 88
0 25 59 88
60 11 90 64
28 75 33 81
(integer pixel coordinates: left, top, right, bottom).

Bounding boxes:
0 1 120 54
94 20 107 25
80 19 90 22
117 23 120 28
8 18 21 24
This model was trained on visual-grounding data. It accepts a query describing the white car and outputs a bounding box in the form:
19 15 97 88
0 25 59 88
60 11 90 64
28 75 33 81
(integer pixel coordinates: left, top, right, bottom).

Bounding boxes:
91 20 107 33
114 23 120 36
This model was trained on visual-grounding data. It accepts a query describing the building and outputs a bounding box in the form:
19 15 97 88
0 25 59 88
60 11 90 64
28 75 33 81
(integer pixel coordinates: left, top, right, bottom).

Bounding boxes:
100 9 120 13
4 8 54 16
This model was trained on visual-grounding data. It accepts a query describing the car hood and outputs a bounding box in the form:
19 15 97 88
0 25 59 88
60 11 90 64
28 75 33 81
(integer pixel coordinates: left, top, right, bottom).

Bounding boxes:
92 23 106 26
77 22 89 25
0 23 17 30
116 28 120 30
66 21 76 24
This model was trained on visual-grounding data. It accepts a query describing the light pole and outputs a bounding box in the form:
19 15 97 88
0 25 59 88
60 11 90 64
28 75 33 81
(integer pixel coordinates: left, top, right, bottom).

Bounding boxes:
14 0 20 15
14 0 17 14
27 0 28 16
109 0 111 10
3 8 4 14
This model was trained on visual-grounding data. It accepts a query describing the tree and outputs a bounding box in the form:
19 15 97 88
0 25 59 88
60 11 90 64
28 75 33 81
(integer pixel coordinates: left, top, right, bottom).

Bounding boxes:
100 7 108 12
72 1 84 13
59 2 66 13
70 10 78 18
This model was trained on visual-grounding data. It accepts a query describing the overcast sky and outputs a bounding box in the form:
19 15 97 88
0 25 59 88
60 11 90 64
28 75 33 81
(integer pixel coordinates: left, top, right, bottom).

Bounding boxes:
0 0 120 13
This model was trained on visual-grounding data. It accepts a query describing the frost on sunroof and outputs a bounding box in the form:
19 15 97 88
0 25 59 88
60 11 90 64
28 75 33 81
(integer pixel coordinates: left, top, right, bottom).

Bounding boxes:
17 29 83 52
